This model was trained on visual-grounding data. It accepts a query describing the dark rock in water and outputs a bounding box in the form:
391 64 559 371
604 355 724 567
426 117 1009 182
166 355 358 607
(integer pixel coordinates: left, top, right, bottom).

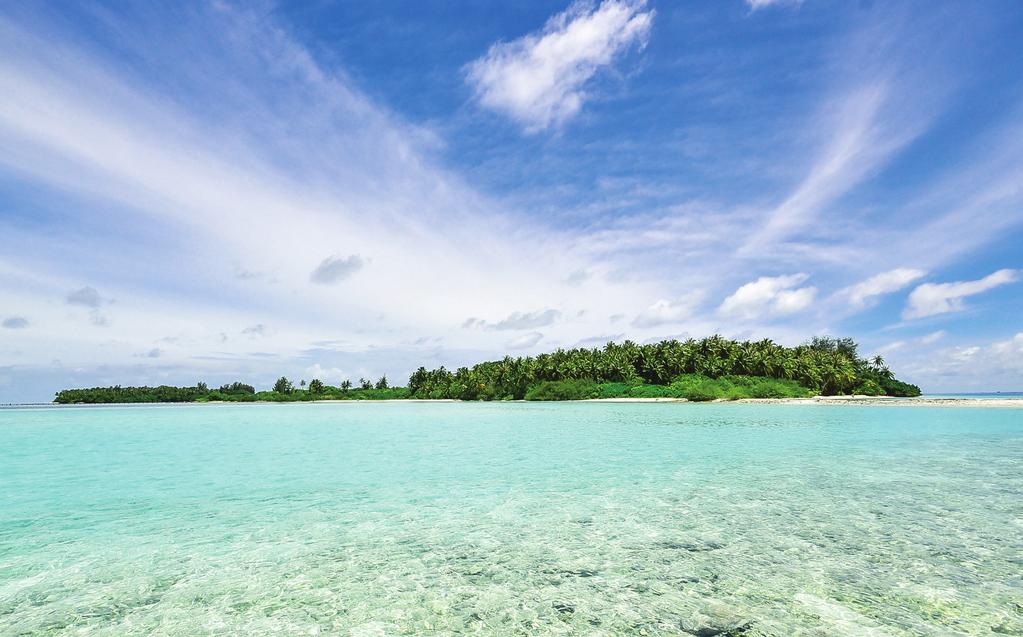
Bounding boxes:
682 620 753 636
552 602 575 614
659 539 725 552
466 612 483 623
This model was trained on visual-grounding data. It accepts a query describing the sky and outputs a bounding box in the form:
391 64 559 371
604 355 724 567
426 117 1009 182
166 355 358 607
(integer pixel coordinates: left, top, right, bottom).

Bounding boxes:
1 0 1022 402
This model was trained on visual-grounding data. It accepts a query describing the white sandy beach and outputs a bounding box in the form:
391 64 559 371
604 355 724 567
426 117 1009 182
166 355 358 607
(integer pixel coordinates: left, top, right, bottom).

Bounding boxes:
590 396 1023 408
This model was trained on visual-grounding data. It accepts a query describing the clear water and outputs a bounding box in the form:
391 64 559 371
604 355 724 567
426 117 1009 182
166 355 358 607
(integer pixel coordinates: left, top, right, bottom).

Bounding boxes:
1 402 1020 636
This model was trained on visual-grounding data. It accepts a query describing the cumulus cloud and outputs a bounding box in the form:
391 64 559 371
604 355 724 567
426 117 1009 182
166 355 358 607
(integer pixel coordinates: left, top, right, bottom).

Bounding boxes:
303 363 347 382
719 274 816 320
841 268 926 307
66 286 104 308
903 269 1018 319
632 292 704 328
466 0 654 131
309 255 363 285
465 309 561 331
2 317 29 329
508 331 544 349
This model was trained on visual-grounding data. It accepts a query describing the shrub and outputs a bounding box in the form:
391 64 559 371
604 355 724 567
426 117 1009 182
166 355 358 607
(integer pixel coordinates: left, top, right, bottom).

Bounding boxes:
852 379 884 396
524 379 599 401
668 374 812 401
594 382 633 398
681 380 721 402
878 378 922 397
627 384 680 398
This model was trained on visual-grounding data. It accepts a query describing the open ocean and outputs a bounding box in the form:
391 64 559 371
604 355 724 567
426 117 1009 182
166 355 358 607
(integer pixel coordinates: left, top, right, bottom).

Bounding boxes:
1 402 1020 636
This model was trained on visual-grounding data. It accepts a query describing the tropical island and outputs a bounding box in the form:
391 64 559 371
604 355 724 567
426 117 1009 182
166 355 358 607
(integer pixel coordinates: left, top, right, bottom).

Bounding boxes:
54 335 921 404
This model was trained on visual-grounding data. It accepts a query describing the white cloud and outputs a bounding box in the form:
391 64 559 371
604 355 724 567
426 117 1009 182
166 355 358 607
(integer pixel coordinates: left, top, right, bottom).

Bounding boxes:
841 268 926 307
903 269 1018 319
990 332 1023 358
508 331 543 349
919 330 945 345
719 274 816 320
303 363 348 382
310 255 363 284
486 310 560 331
66 286 104 308
2 316 29 329
466 0 654 131
632 292 704 328
877 340 906 354
241 324 267 337
746 0 802 9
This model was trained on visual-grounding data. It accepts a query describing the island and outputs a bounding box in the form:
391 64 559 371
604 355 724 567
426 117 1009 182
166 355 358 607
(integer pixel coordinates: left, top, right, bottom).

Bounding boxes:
54 336 921 404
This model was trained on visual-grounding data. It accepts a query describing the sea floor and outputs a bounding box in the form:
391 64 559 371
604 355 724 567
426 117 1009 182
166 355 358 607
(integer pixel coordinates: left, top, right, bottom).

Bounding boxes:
0 402 1020 636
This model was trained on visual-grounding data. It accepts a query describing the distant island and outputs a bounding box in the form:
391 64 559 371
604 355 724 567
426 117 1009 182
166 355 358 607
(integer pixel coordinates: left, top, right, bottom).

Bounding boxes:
54 336 921 404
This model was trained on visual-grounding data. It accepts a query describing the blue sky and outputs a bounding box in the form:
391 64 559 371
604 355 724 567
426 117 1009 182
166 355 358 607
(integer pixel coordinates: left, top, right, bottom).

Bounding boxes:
1 0 1022 402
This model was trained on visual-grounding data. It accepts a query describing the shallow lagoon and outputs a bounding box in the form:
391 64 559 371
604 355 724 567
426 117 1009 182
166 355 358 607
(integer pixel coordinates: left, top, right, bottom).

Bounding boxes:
1 402 1020 636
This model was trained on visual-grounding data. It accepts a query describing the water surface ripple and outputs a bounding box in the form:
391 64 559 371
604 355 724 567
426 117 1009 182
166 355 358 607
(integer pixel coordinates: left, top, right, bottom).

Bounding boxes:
0 402 1020 636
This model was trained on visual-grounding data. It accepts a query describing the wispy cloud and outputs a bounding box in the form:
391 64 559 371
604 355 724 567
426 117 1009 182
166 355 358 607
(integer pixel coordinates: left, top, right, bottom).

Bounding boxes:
465 309 562 331
508 331 544 349
466 0 654 131
903 269 1018 319
632 292 704 328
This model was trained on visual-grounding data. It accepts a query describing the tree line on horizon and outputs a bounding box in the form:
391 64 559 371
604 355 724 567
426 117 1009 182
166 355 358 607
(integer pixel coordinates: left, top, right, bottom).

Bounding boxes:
53 335 920 404
53 376 400 404
406 335 920 400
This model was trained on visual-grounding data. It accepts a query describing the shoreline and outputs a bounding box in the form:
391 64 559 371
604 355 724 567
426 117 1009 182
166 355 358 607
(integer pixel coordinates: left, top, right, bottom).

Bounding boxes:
8 396 1023 408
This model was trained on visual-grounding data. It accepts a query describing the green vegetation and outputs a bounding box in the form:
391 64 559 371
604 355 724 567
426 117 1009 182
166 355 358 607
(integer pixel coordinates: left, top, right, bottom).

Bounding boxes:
54 336 921 404
408 335 920 400
515 374 813 401
54 376 405 404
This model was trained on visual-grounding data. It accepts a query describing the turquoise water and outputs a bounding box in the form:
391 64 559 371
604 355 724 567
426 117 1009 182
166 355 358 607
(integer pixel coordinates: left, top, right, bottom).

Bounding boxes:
1 403 1020 636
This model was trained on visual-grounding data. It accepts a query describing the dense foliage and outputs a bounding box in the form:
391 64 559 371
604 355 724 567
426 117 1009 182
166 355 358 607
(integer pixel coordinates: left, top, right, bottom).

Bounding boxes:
54 336 921 404
520 375 814 401
55 377 406 404
408 336 920 400
54 385 209 404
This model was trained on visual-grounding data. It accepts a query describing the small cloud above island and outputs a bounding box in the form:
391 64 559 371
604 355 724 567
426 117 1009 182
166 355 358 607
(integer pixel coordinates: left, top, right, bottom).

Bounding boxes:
66 286 105 308
841 268 927 308
719 274 816 320
464 309 562 331
903 269 1018 319
507 331 543 349
2 316 29 329
310 255 364 285
632 293 704 328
